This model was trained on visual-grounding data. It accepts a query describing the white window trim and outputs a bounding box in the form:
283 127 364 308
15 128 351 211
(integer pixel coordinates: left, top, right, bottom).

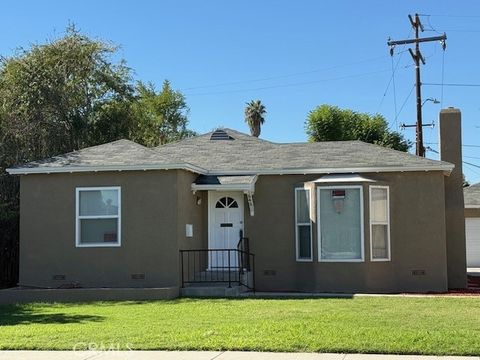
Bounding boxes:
317 185 365 263
295 187 313 262
75 186 121 248
369 185 391 262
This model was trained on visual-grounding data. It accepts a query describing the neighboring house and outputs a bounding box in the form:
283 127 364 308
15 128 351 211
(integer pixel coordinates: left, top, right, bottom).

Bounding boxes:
465 184 480 267
6 108 467 295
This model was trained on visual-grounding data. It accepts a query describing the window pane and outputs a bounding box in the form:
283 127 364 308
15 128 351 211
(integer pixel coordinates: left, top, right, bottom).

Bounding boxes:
79 190 119 216
296 189 310 223
319 188 362 260
371 188 387 223
298 225 311 259
372 224 389 259
80 218 118 244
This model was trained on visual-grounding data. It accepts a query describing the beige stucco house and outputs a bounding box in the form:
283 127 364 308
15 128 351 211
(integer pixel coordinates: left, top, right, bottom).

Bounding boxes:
6 108 467 298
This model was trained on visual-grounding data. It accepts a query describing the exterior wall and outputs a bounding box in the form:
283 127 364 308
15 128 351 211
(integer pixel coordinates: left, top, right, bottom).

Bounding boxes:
177 171 207 251
18 167 451 293
246 171 449 293
19 170 185 288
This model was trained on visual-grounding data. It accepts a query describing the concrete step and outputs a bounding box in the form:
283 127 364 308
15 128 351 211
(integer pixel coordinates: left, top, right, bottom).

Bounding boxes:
181 285 246 298
194 271 240 282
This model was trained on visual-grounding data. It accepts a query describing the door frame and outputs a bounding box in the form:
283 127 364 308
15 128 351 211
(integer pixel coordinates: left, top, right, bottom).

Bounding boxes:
207 190 245 252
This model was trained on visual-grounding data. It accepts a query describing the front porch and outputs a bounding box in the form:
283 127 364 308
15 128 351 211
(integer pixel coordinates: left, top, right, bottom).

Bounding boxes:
179 238 256 296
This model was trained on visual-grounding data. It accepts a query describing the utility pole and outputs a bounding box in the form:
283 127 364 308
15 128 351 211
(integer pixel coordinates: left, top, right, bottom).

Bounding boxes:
387 14 446 157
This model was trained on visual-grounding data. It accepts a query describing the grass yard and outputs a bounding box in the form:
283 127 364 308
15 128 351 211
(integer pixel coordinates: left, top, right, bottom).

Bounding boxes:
0 297 479 354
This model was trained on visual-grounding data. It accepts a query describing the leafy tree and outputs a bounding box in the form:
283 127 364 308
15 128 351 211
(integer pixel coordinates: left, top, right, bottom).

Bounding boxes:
244 100 266 137
0 26 196 169
305 104 411 152
0 26 196 286
130 81 195 147
0 25 134 170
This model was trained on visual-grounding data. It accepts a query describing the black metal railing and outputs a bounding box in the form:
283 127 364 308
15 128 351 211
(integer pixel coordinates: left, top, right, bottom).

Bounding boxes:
180 247 255 291
237 237 251 272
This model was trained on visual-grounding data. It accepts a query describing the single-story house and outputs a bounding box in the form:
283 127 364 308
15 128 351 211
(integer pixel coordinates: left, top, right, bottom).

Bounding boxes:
6 108 467 296
465 184 480 267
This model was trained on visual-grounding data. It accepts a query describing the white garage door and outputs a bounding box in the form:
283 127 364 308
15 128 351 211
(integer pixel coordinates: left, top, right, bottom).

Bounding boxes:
466 218 480 267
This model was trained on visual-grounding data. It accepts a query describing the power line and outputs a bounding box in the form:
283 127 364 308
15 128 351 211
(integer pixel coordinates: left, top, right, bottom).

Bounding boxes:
464 163 480 178
394 84 415 123
425 147 480 172
391 56 398 130
184 68 393 96
426 142 480 148
422 14 480 18
424 82 480 87
387 13 447 157
464 161 480 170
426 29 480 33
440 50 445 106
180 55 389 91
377 32 412 113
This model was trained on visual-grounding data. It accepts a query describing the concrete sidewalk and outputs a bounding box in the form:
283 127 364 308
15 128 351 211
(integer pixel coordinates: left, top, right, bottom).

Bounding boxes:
0 351 478 360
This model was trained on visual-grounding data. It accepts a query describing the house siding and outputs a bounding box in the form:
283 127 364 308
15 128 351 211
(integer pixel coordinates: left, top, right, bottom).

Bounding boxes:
19 170 182 289
19 168 451 293
246 172 448 293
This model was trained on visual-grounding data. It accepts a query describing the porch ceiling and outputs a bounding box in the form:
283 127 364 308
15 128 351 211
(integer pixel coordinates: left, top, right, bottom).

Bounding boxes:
191 175 257 192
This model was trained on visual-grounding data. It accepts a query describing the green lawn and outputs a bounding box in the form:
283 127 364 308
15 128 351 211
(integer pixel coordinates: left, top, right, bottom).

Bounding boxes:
0 297 479 354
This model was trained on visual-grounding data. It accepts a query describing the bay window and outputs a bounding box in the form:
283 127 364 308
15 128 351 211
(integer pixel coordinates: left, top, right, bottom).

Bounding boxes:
318 186 364 262
369 186 390 261
295 188 312 261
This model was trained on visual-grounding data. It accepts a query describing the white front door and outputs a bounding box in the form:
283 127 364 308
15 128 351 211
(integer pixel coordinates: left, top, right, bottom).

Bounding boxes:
208 191 244 269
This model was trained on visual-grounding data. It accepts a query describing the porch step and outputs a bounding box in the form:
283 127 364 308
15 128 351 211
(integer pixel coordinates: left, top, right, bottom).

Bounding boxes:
193 270 240 282
181 284 246 298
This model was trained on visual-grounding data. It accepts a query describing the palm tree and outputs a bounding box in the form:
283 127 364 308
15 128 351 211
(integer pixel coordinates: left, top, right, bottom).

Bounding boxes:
244 100 266 137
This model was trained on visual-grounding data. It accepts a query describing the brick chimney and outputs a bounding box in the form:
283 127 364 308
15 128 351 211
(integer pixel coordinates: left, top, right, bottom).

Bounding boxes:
439 107 467 289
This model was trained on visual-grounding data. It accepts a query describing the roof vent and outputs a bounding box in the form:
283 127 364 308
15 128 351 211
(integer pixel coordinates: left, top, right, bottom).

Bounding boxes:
210 129 233 141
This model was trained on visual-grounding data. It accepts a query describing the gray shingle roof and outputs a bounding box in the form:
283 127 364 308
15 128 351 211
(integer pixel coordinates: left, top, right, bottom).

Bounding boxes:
8 128 453 175
17 140 161 168
465 183 480 207
154 128 453 174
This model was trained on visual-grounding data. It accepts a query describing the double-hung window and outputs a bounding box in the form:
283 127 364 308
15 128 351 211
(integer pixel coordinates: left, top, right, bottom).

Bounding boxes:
369 186 390 261
76 187 121 247
295 188 312 261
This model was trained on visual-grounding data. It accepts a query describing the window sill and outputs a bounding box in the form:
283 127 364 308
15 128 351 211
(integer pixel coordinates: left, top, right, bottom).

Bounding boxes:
371 258 391 262
76 243 121 248
318 259 364 263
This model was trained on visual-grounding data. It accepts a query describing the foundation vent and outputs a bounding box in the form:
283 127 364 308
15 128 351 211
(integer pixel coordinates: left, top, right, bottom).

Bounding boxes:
131 273 146 280
412 270 426 276
263 270 276 276
52 274 66 280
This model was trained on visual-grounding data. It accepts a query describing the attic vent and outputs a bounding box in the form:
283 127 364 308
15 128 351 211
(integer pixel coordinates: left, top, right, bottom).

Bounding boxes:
210 129 233 141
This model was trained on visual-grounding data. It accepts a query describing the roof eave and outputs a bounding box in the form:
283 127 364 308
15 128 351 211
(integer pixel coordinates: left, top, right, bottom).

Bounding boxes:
7 164 453 176
207 165 454 176
6 163 208 175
